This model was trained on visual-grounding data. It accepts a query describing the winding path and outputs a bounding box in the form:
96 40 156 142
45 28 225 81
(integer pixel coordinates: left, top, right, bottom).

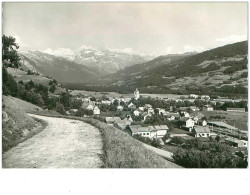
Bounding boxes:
2 114 104 168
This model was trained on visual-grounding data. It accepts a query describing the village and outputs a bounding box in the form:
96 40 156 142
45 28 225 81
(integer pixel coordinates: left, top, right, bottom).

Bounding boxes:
66 88 248 156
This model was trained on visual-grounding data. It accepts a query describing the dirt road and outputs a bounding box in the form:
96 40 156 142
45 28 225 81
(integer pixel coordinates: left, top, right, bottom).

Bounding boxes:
2 114 104 168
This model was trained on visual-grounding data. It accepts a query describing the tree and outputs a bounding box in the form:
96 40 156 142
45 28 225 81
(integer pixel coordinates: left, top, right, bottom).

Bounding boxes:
2 35 21 68
55 102 65 115
49 85 56 93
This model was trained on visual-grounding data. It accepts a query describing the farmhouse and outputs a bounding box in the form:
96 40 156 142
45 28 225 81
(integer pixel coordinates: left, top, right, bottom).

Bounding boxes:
197 119 207 127
189 106 200 111
148 107 155 114
192 126 211 138
128 102 136 109
156 108 168 115
117 105 123 111
189 94 199 99
225 137 248 148
133 110 140 116
101 100 111 105
128 125 151 137
86 104 94 110
227 108 245 112
179 117 195 131
148 125 168 138
93 106 100 115
203 105 214 111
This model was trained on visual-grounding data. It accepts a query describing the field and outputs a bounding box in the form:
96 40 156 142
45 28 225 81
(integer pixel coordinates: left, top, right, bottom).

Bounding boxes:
199 110 248 131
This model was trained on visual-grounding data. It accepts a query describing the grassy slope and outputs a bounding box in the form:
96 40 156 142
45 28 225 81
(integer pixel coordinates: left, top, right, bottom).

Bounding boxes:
29 111 181 168
2 96 47 152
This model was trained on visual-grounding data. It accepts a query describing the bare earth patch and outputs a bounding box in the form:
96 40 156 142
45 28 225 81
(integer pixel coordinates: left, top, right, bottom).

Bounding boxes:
2 114 104 168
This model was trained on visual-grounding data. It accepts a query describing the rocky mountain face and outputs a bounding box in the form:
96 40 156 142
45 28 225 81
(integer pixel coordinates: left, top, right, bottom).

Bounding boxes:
60 46 155 75
18 51 96 83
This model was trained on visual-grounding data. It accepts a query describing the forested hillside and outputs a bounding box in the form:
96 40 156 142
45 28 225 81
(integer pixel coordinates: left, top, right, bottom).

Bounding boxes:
80 41 248 97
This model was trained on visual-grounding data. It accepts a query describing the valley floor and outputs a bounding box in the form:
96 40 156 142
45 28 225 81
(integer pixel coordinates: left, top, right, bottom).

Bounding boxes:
2 114 104 168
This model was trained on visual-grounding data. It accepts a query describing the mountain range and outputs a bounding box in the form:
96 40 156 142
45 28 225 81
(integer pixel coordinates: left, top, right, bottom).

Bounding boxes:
18 41 248 97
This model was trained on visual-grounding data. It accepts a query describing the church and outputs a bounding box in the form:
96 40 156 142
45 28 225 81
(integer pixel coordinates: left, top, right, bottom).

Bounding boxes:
134 88 140 100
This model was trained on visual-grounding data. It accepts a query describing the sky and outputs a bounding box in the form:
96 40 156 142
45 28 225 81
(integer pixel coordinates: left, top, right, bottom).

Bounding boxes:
2 2 248 56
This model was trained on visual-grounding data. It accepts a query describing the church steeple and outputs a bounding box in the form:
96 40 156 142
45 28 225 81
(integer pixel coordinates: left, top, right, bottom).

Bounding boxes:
134 88 140 100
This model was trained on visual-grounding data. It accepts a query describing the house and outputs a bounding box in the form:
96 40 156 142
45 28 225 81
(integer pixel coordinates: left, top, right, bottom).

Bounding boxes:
133 110 140 116
101 100 111 105
144 104 152 109
201 95 210 100
93 106 100 115
86 104 94 110
138 107 145 112
156 108 168 116
167 115 176 121
125 115 134 122
128 102 136 109
225 137 248 148
227 108 245 112
179 117 195 131
203 105 214 111
148 107 155 115
189 106 200 112
148 125 168 138
117 105 123 111
197 119 207 127
124 98 131 103
168 112 180 120
142 112 151 121
128 125 151 137
182 112 190 118
189 94 199 99
192 126 211 138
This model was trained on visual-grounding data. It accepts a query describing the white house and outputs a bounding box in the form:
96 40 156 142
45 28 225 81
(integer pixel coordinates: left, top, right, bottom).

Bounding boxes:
117 105 123 111
197 119 207 127
183 112 190 118
189 106 200 112
189 94 199 99
128 102 136 109
101 100 112 105
156 108 168 116
139 107 145 112
93 106 100 115
86 104 94 110
129 125 151 138
148 125 168 138
148 107 155 115
193 126 211 138
201 95 210 100
180 117 195 131
133 110 140 116
203 105 214 111
144 104 153 109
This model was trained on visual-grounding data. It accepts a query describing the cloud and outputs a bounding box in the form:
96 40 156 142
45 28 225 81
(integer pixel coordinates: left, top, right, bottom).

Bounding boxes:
43 48 74 56
215 34 247 44
13 35 30 50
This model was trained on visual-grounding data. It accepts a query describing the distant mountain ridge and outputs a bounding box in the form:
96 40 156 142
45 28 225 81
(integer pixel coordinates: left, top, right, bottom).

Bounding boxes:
86 41 248 95
44 46 155 75
19 50 96 83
